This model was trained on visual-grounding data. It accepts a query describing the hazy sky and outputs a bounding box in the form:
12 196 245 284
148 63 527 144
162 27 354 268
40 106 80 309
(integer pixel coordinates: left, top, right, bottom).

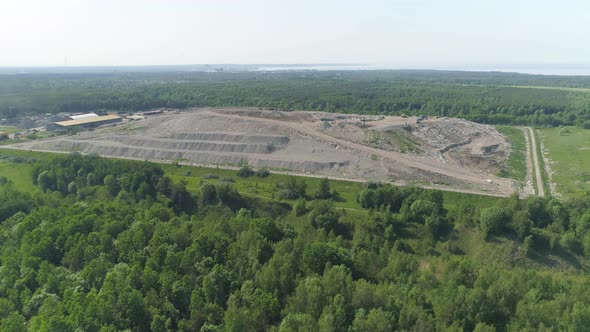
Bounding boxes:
1 0 588 67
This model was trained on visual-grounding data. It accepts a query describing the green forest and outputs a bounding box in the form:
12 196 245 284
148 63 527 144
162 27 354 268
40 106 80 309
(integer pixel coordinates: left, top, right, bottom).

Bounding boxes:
2 152 590 331
2 70 590 128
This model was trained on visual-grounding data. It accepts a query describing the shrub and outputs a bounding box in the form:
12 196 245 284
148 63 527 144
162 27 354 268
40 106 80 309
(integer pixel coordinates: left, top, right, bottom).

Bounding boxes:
237 163 255 178
479 207 510 240
256 167 270 178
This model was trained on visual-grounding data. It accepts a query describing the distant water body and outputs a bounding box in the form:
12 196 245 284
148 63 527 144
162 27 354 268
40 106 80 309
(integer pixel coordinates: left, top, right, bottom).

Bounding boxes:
2 64 590 76
255 64 590 76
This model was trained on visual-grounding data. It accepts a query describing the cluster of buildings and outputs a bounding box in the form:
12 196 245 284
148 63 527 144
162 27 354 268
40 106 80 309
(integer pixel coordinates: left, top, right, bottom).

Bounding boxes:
0 109 168 141
46 112 123 131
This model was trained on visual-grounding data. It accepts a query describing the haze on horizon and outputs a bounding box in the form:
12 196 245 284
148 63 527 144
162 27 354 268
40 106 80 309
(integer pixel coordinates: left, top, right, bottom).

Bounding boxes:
1 0 588 68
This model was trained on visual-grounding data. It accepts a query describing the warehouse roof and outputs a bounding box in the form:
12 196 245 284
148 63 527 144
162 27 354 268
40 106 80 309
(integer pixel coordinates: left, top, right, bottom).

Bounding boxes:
54 114 121 127
70 113 99 120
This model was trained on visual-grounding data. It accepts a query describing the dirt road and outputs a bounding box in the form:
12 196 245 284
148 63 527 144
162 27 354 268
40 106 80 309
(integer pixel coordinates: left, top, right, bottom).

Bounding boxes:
206 110 513 195
521 127 535 196
527 127 545 197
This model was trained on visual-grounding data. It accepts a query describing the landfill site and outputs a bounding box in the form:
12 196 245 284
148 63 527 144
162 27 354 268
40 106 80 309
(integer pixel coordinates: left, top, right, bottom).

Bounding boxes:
9 108 517 196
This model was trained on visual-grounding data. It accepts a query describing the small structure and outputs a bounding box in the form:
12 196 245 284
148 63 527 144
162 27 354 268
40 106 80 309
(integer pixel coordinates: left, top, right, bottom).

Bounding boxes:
416 115 427 124
48 114 122 131
0 132 8 140
141 110 163 116
68 113 99 121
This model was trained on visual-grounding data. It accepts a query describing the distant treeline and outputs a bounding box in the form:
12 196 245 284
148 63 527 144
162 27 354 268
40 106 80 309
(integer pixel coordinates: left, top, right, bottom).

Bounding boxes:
1 70 590 127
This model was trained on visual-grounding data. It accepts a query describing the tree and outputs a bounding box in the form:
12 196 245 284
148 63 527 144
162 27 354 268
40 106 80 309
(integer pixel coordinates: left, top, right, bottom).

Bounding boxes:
302 243 351 275
512 210 533 240
103 174 119 196
0 311 27 332
315 178 332 200
169 180 197 214
293 199 307 216
86 173 96 186
352 308 396 332
223 281 279 332
201 183 218 205
67 181 77 195
308 201 341 234
318 294 348 332
276 177 307 200
279 313 317 332
479 207 509 239
409 200 439 223
37 170 52 192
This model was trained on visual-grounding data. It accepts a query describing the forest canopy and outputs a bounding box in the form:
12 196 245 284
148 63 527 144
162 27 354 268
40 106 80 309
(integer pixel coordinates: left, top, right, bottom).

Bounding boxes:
2 152 590 331
1 70 590 128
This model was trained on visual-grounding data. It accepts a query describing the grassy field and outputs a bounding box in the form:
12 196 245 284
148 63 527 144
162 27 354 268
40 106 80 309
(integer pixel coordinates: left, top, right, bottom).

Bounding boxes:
0 126 24 134
509 85 590 93
0 159 38 193
497 126 527 182
162 163 366 211
539 127 590 197
0 148 506 212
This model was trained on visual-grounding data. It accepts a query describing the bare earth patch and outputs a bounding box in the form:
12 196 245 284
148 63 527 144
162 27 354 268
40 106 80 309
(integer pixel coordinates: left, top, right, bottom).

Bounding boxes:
8 108 517 197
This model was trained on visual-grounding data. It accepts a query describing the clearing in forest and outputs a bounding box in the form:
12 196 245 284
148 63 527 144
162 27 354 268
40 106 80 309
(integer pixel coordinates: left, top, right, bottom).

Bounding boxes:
5 108 519 197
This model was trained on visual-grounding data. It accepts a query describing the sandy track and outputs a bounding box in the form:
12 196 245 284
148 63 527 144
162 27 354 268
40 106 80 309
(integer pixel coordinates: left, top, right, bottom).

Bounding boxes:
522 127 535 196
527 127 545 197
205 110 513 195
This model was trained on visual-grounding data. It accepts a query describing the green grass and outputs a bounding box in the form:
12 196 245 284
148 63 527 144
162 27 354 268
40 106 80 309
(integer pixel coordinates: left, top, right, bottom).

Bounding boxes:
0 148 509 212
496 126 527 182
509 85 590 93
0 126 24 134
441 191 504 210
386 130 423 154
0 149 52 194
0 160 38 194
538 127 590 197
161 163 367 212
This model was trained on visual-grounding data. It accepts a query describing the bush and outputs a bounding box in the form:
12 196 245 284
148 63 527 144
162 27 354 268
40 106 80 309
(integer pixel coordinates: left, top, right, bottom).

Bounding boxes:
202 173 220 180
256 167 270 178
560 232 581 253
479 207 510 240
293 199 307 216
276 177 307 200
237 164 255 178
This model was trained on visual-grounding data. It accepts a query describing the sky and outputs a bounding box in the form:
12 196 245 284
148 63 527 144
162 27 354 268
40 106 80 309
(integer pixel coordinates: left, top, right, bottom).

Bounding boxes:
0 0 589 67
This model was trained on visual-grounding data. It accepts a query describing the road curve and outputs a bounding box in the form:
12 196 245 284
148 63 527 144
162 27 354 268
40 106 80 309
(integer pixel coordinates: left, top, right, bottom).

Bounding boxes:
527 127 545 197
